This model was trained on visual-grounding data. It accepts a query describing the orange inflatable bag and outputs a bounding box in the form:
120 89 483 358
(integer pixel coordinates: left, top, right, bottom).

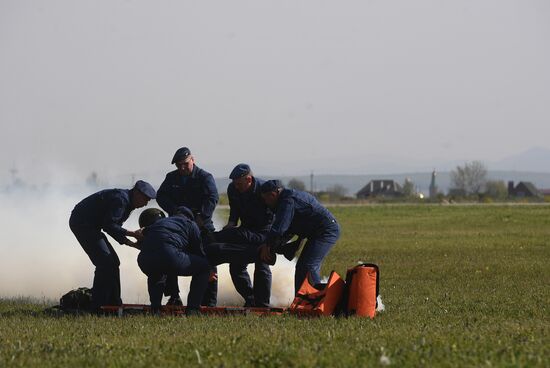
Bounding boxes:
345 263 379 318
290 271 345 316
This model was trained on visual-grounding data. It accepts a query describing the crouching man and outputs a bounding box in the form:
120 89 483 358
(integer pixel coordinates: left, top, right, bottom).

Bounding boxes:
137 207 211 315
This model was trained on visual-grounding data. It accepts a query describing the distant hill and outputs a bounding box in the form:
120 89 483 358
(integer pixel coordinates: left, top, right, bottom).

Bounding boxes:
492 147 550 172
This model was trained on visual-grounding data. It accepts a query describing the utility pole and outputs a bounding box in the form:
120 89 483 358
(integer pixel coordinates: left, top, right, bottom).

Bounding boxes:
310 171 314 193
429 169 438 199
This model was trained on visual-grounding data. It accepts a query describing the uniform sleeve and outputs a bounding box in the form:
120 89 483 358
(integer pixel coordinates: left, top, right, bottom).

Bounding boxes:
101 194 129 244
200 173 219 218
227 185 240 225
268 196 295 238
188 222 205 257
157 174 178 216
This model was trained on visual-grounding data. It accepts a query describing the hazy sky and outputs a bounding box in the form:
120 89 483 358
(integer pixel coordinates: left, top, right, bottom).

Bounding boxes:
1 0 549 183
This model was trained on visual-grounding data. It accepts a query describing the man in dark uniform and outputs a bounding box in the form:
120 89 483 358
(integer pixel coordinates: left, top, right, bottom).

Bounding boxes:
156 147 219 306
213 164 273 307
69 180 156 309
259 180 340 294
137 207 211 315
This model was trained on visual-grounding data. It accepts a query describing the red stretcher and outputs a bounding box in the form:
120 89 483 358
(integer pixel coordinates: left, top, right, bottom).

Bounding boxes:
98 263 380 318
100 304 288 317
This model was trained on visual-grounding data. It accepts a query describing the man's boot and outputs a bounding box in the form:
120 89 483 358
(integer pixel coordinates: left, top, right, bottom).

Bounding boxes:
166 294 183 306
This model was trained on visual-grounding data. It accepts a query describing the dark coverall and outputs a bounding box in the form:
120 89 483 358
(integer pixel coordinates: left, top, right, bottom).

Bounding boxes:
69 189 134 308
137 215 210 310
212 177 273 307
267 189 340 293
156 165 219 305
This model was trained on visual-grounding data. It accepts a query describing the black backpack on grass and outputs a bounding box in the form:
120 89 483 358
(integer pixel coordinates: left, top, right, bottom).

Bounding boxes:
60 287 92 310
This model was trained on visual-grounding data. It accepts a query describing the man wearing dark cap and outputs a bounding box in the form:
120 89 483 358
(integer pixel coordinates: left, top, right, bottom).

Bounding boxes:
156 147 219 306
69 180 156 310
259 180 340 294
137 206 211 315
157 147 219 232
210 163 274 307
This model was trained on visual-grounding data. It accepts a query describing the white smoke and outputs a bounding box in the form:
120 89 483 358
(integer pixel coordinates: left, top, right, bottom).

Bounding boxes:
0 188 295 307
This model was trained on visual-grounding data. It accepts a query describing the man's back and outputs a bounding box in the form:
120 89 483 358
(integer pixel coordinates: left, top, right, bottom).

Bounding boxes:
271 189 336 238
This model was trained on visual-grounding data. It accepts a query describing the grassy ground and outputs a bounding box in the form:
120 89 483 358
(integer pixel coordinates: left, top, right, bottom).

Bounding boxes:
1 205 549 367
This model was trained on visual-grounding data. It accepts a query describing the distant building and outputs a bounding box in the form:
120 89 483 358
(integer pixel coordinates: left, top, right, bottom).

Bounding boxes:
508 181 542 198
356 180 402 199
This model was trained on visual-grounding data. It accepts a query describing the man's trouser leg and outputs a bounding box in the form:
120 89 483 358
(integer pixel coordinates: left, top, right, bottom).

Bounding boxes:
147 273 167 310
71 223 121 308
228 261 272 307
201 266 218 307
139 247 211 309
229 263 254 306
164 247 211 309
200 228 218 307
163 275 179 298
214 228 269 306
205 242 261 306
295 223 340 294
138 250 166 310
253 261 272 307
205 242 259 267
187 265 210 309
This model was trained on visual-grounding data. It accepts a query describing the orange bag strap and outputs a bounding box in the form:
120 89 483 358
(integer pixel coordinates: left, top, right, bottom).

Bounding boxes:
293 293 325 309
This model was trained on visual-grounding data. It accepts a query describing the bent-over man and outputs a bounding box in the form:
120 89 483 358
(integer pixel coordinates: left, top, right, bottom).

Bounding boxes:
69 180 156 309
259 180 340 293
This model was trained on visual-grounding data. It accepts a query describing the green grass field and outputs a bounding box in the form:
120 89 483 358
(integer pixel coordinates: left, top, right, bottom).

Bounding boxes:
1 205 549 367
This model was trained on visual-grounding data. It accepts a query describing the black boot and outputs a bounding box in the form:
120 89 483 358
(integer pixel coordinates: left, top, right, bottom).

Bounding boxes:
167 295 183 306
279 239 304 261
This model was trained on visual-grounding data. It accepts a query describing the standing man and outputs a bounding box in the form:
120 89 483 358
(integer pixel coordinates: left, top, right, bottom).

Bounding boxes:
259 180 340 294
157 147 219 306
157 147 219 231
213 164 273 307
69 180 156 310
137 207 211 315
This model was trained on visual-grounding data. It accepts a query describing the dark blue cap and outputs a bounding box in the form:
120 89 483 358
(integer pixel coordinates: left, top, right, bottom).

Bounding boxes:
175 206 195 220
229 163 251 179
134 180 157 199
260 179 283 193
171 147 191 164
